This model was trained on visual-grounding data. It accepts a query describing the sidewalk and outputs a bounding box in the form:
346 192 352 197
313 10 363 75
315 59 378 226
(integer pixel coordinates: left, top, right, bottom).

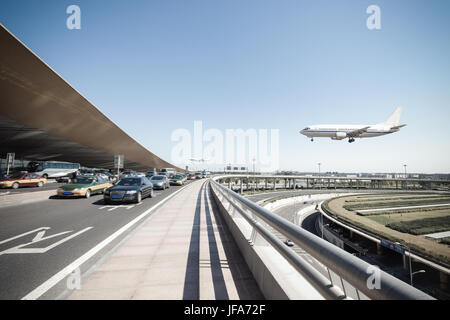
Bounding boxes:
68 180 264 300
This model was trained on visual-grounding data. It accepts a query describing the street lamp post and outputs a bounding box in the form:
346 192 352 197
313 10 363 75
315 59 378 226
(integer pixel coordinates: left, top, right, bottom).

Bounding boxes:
395 241 413 286
318 163 321 189
411 270 426 286
404 164 407 179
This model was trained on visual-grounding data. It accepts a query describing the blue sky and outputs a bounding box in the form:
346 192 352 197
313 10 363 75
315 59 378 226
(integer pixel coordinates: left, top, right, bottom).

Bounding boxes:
1 0 449 173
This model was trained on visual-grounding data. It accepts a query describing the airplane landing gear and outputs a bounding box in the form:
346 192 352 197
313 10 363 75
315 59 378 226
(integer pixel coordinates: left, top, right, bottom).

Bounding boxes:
311 138 314 142
348 138 355 143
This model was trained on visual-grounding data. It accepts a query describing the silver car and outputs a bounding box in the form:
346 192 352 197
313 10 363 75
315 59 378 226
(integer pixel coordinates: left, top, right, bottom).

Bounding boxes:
150 175 170 190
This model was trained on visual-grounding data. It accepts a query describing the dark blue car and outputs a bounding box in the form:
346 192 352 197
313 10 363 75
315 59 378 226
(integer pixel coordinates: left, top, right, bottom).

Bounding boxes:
104 177 153 204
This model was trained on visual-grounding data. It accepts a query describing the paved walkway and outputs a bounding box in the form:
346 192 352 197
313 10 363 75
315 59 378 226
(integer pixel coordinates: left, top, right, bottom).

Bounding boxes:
68 180 263 300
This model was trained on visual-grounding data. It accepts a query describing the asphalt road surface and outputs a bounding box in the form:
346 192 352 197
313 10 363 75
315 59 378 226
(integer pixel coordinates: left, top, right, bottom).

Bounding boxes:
0 182 64 195
0 180 194 300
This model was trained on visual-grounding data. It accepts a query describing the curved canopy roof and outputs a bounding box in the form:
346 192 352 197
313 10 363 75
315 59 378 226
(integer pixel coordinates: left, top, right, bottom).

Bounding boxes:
0 24 180 172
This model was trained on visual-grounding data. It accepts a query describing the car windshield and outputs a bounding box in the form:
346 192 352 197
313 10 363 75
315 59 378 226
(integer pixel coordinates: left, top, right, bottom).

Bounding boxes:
76 177 94 184
117 178 141 186
151 176 164 180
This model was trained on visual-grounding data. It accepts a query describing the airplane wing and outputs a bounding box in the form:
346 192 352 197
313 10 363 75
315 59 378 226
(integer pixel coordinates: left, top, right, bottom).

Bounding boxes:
391 124 407 130
347 126 370 138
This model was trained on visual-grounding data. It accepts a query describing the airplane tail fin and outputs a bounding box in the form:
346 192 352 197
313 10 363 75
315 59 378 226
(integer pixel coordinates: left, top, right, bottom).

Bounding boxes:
379 107 402 127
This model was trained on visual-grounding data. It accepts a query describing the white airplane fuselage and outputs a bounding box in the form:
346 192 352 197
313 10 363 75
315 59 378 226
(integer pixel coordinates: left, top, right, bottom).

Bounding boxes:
300 107 406 143
301 124 397 139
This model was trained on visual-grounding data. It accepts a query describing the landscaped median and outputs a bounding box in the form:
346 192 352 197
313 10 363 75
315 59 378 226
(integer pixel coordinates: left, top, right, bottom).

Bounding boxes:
322 193 450 267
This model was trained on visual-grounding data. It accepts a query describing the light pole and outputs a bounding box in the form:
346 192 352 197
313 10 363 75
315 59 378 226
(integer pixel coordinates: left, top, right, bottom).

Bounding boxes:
321 206 324 239
395 241 413 286
318 163 321 189
411 270 426 286
253 158 256 174
403 164 407 179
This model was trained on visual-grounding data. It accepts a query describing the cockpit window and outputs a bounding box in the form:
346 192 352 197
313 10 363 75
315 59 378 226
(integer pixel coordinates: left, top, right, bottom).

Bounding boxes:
303 127 310 130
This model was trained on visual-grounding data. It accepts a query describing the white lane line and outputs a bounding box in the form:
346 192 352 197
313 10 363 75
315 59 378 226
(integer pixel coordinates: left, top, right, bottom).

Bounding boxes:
21 182 193 300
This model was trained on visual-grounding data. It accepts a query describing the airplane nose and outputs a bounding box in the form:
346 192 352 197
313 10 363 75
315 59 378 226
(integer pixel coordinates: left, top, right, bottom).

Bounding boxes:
300 129 305 135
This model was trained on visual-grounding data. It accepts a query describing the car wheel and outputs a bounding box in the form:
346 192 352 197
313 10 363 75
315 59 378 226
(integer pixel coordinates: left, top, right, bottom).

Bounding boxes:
12 182 19 189
136 192 142 203
37 181 43 187
85 189 91 198
43 174 48 179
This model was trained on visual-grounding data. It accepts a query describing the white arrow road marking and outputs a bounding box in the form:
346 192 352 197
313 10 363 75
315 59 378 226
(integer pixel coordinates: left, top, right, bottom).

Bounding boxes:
99 205 136 212
0 227 50 245
0 227 93 256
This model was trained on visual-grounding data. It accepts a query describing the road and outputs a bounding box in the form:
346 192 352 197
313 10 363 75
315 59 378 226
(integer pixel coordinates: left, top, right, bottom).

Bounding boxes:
0 182 64 195
0 180 194 300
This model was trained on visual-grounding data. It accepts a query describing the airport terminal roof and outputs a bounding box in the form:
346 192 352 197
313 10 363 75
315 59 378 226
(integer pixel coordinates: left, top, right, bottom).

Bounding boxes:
0 24 180 172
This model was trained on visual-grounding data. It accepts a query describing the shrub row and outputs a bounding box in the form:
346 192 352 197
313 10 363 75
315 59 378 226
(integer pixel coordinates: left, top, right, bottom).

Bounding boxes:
386 216 450 235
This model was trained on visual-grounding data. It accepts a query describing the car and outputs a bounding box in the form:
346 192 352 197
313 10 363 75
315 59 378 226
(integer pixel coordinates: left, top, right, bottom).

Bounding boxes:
80 171 95 176
146 171 157 179
160 168 177 176
187 173 196 180
0 172 47 189
150 175 170 190
104 176 153 204
56 176 71 183
157 172 169 177
56 175 112 198
195 172 203 179
169 174 187 186
98 172 115 182
120 170 137 178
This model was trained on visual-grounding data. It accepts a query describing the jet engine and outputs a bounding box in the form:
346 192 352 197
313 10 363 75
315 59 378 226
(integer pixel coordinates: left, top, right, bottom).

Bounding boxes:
331 132 347 140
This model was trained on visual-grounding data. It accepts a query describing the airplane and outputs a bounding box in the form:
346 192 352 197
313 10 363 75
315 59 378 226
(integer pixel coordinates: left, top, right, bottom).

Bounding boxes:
189 157 210 162
300 107 406 143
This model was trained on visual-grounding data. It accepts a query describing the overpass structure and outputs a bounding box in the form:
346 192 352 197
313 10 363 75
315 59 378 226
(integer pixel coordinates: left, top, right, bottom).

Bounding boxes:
0 24 180 172
214 174 450 192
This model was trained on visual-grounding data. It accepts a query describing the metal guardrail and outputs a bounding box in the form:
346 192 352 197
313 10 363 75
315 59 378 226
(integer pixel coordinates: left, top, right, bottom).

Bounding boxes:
209 177 434 300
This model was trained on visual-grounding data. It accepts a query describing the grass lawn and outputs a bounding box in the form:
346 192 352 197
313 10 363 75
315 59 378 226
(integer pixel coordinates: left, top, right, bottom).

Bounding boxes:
323 193 450 266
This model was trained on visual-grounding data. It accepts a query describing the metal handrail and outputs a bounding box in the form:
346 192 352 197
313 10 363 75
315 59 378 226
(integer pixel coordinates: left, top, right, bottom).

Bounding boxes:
210 181 346 300
210 178 434 300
